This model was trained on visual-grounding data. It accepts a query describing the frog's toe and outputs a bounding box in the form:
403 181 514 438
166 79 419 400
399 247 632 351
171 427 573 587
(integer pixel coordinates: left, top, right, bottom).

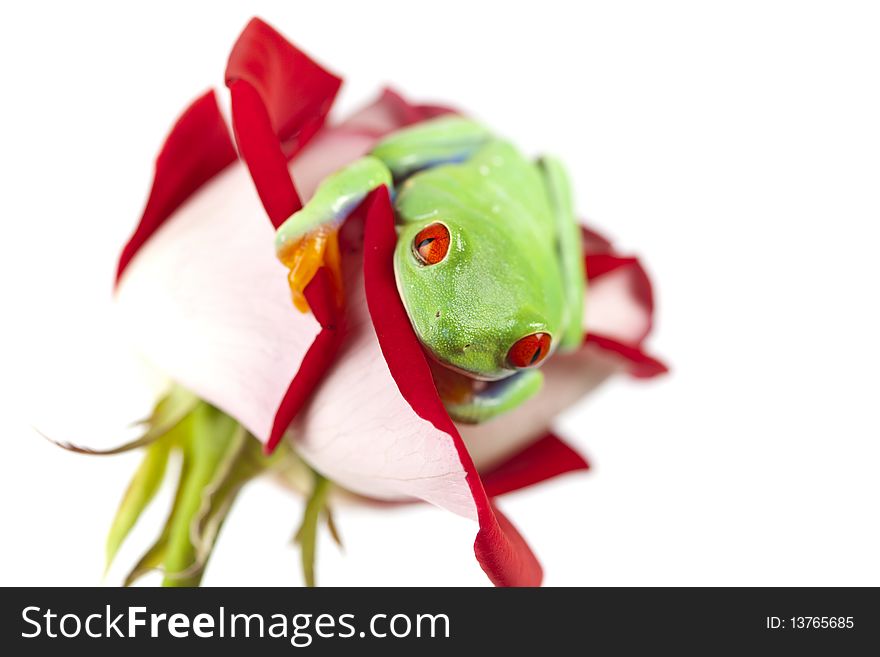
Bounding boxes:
277 224 343 313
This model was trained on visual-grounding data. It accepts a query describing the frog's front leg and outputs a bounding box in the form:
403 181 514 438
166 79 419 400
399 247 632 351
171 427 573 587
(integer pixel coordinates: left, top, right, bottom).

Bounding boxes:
430 362 544 424
370 116 491 180
275 156 392 312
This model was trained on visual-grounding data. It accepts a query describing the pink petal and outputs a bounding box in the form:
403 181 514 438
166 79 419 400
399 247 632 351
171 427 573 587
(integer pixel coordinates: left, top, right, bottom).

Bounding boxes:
265 266 345 453
361 189 541 586
225 17 342 226
117 88 456 446
223 21 453 447
288 88 455 201
458 226 667 473
113 19 664 583
115 162 321 443
115 90 237 284
285 193 476 516
586 254 653 344
458 345 619 468
263 92 459 453
353 87 457 129
582 225 667 376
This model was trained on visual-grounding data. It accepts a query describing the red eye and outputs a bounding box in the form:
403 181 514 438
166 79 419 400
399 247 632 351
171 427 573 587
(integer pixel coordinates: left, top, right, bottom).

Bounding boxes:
507 333 552 369
413 223 450 265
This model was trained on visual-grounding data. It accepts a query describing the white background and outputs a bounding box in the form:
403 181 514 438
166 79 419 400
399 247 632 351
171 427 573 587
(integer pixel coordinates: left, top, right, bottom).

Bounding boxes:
2 1 878 586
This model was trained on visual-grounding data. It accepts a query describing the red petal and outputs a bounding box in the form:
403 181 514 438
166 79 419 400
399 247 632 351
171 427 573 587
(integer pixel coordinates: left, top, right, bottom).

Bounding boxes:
363 188 542 587
474 503 542 587
265 267 344 453
264 87 459 453
481 433 590 498
586 333 669 378
581 225 613 252
585 253 639 280
582 225 667 376
226 79 302 227
115 90 236 284
583 227 656 341
225 17 342 227
372 87 458 128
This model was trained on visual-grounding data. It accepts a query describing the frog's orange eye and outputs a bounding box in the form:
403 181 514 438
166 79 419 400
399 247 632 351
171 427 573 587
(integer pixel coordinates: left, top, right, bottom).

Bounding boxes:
507 333 552 369
413 223 450 265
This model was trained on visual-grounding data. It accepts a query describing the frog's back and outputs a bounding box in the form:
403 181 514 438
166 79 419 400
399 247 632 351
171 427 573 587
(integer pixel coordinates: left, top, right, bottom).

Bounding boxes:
394 139 559 263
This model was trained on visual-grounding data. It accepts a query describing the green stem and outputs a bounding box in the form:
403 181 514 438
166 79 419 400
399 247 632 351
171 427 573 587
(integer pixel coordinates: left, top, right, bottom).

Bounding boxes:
295 471 332 587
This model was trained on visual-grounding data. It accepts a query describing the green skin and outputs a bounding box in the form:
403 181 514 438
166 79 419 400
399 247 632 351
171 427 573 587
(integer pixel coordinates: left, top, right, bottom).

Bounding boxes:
275 117 585 423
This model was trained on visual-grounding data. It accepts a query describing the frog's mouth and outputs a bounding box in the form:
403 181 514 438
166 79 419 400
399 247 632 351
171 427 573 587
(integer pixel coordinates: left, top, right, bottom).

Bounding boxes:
425 356 527 418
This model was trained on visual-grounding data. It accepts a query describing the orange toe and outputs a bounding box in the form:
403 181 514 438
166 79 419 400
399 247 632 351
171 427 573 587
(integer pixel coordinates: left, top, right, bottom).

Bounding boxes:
277 225 344 313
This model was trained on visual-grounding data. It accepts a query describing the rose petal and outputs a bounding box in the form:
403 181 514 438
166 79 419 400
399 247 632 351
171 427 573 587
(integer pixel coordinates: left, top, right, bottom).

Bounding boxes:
460 226 667 469
582 225 667 376
585 256 653 344
265 266 345 453
289 89 455 205
227 79 303 225
333 87 456 137
361 189 541 586
284 194 476 516
112 17 666 588
458 346 620 468
116 162 321 443
116 90 237 284
475 503 543 587
585 334 669 378
117 88 459 445
225 22 458 451
225 17 342 226
480 432 589 498
263 92 458 452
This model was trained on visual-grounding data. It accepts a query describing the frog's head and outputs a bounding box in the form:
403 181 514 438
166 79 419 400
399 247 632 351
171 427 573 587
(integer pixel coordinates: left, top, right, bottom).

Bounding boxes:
393 217 565 381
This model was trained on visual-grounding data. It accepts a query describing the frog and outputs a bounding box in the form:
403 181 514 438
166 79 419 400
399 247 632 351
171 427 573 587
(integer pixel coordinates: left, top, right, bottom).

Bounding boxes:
274 116 585 424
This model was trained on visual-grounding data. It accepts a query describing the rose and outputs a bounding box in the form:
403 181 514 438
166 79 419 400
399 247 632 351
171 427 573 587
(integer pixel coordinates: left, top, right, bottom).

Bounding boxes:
113 18 666 586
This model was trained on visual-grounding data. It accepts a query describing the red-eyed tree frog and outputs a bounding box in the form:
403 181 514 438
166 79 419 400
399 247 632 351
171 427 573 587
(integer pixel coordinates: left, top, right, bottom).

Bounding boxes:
275 116 585 423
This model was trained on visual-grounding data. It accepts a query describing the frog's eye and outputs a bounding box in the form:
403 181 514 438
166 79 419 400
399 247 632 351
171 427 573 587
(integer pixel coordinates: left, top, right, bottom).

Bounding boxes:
507 333 552 369
412 223 450 265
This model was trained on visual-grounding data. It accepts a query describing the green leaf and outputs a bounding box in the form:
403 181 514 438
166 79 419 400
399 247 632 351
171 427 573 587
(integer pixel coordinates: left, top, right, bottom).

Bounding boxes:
160 404 278 587
122 431 195 587
104 435 173 573
113 398 281 587
47 384 199 456
159 404 236 586
122 535 168 587
104 386 200 573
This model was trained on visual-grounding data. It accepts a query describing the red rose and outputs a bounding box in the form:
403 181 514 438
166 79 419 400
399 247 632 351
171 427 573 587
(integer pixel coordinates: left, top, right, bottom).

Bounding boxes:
112 18 665 586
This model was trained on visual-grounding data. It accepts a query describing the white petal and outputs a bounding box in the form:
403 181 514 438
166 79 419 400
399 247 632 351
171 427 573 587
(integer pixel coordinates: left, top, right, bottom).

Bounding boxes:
117 137 476 516
290 233 476 518
459 346 620 470
585 264 652 344
115 107 618 512
116 163 321 444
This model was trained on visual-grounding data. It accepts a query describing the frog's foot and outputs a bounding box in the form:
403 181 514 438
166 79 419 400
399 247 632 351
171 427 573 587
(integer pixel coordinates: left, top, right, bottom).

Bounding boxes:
277 224 343 313
274 156 393 313
429 360 543 424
